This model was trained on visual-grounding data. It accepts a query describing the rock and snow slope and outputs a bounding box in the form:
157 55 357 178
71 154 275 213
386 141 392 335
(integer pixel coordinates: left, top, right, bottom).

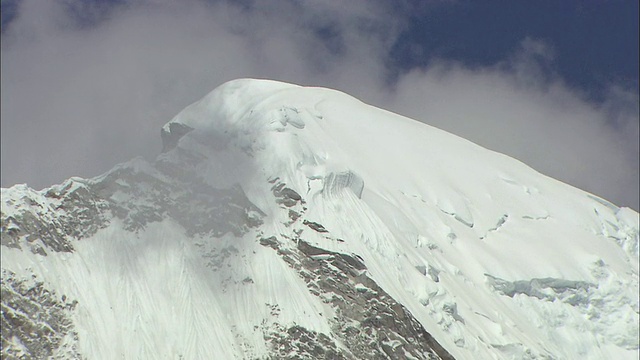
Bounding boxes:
1 78 638 359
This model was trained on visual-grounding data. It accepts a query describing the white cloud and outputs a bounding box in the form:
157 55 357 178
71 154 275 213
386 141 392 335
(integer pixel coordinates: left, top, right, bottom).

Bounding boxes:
1 0 637 210
386 46 639 209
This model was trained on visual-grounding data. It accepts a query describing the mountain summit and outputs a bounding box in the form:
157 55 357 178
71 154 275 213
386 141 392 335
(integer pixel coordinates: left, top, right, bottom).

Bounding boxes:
2 79 638 359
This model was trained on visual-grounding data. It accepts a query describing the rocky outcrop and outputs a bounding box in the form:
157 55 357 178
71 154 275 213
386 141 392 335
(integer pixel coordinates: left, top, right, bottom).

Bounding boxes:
1 153 265 256
259 234 453 360
161 122 194 153
264 324 345 360
259 183 453 360
1 270 81 359
92 162 264 236
1 181 110 255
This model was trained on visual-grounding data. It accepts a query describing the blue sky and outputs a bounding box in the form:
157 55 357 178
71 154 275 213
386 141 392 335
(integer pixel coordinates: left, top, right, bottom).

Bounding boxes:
390 1 638 99
1 0 638 209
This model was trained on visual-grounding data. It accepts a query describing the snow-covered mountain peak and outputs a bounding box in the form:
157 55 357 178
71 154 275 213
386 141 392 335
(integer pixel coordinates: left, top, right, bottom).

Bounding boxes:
2 78 638 359
160 78 639 357
164 78 638 265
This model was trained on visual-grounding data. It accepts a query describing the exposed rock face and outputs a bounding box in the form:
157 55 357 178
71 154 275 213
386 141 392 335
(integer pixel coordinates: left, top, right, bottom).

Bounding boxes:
265 324 345 360
1 181 109 255
91 160 263 236
0 144 267 359
258 233 452 359
1 153 263 255
259 183 453 360
1 270 81 359
271 180 305 208
161 122 194 153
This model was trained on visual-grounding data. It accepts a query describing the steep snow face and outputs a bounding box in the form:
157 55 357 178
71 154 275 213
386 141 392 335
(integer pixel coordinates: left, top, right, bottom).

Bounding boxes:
161 79 639 359
2 78 638 359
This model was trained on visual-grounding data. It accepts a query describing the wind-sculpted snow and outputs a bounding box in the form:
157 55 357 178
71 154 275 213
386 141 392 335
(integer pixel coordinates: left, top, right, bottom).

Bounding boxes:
322 171 365 199
1 78 639 359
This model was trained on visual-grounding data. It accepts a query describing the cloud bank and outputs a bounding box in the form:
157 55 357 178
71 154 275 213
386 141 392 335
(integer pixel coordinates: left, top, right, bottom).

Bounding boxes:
1 0 638 210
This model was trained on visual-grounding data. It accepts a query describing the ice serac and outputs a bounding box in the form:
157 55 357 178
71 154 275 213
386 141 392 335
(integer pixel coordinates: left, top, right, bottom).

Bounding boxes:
1 78 638 359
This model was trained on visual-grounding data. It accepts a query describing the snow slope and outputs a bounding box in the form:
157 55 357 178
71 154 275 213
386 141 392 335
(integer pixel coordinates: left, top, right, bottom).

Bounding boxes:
2 78 638 359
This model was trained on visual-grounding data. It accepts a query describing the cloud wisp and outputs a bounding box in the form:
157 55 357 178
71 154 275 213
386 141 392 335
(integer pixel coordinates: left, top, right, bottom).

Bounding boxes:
1 0 638 210
387 39 639 210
